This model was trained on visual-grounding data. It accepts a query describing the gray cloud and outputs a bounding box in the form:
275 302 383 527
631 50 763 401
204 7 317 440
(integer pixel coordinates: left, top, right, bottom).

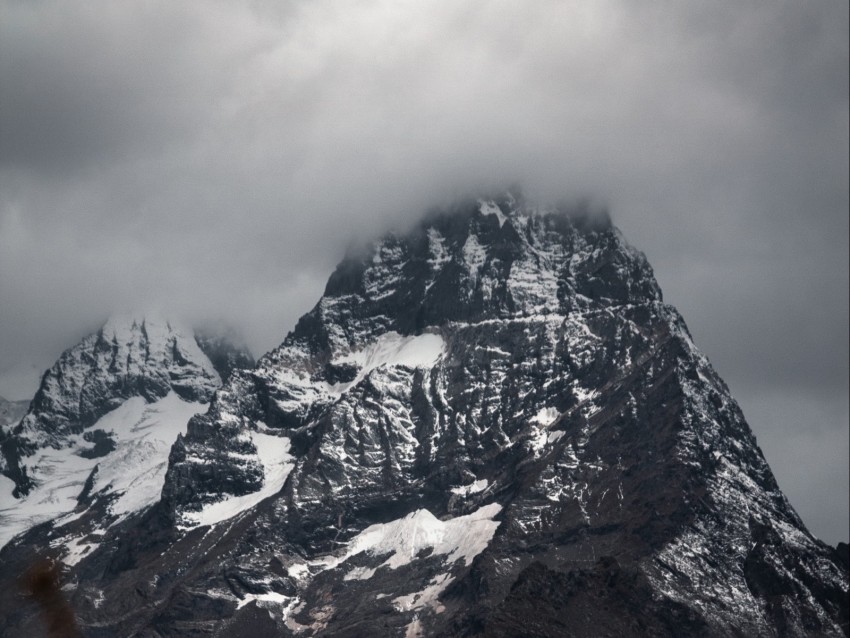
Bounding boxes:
0 0 846 543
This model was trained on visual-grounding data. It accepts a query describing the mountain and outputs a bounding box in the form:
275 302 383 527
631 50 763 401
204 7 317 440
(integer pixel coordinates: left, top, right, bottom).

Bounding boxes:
0 316 254 550
0 194 846 637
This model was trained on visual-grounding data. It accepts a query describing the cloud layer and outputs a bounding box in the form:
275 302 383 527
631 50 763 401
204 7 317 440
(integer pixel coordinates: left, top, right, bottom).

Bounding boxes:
1 0 847 543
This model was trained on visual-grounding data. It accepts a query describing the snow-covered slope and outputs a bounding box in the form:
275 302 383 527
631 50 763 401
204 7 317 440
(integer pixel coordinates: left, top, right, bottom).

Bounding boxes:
0 316 253 551
0 194 846 637
0 392 205 552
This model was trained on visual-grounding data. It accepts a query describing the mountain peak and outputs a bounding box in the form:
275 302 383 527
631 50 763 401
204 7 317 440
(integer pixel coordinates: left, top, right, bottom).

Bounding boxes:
312 196 658 357
96 314 256 383
0 315 253 497
153 198 846 636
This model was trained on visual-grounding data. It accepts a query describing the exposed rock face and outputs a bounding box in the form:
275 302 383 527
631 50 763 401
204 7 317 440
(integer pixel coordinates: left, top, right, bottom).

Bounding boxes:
836 543 850 571
0 194 846 637
194 328 256 384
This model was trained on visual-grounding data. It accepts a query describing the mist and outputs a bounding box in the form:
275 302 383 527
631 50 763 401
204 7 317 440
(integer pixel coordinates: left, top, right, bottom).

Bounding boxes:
0 1 846 543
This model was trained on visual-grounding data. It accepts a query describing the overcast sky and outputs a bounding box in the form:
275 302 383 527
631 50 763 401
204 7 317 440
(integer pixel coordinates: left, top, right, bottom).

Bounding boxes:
0 1 847 544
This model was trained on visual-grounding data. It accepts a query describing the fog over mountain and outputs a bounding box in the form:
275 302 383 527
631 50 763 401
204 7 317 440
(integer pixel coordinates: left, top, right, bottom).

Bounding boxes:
0 0 846 545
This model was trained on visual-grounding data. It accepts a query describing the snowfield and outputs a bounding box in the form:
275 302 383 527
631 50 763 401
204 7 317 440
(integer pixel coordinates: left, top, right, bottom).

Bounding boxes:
239 503 503 623
333 331 445 385
344 503 502 574
0 392 205 549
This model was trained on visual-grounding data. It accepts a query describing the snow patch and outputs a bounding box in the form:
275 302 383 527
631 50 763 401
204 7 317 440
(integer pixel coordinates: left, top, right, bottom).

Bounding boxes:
573 385 599 404
56 529 104 566
180 430 293 529
395 571 459 637
529 426 565 454
395 571 453 615
547 430 565 444
328 331 446 394
343 565 377 581
478 200 507 227
337 331 444 371
530 407 560 427
450 479 489 497
426 229 451 270
236 590 304 628
342 503 501 578
237 591 290 609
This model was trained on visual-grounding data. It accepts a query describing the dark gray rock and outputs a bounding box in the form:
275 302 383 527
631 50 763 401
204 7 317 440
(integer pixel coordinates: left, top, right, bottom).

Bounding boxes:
194 328 256 384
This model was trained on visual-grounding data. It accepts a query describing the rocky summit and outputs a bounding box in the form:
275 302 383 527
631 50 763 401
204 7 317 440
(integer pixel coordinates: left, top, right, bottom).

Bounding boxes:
0 194 847 637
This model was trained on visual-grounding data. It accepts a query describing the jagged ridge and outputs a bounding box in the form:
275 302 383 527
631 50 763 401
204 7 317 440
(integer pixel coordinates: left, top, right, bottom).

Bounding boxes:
0 317 254 555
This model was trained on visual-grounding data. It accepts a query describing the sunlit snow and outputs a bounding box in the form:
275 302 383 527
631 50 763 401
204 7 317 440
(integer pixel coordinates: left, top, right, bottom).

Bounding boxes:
0 392 204 549
530 406 560 427
328 331 446 394
343 503 502 576
450 479 489 497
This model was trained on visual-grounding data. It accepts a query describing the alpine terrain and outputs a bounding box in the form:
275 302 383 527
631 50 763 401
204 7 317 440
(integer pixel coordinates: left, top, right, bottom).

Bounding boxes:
0 317 253 550
0 194 846 637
